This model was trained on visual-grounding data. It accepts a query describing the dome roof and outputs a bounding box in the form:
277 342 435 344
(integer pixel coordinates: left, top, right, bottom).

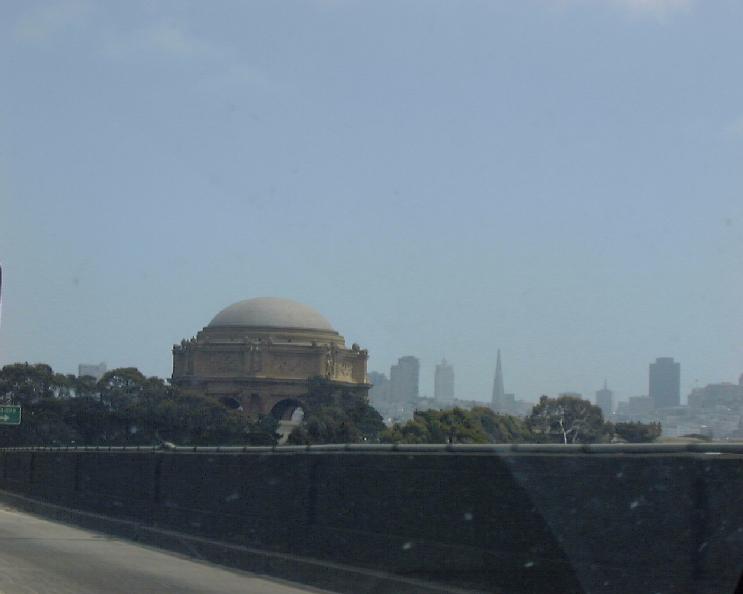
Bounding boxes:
208 297 335 331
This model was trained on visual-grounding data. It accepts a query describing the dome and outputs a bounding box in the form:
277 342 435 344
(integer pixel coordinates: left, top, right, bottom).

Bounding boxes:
208 297 335 331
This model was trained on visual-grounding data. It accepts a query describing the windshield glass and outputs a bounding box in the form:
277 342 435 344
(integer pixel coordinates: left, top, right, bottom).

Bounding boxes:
1 2 742 594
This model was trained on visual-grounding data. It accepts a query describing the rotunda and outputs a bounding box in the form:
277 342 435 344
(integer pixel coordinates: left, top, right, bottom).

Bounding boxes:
171 297 370 418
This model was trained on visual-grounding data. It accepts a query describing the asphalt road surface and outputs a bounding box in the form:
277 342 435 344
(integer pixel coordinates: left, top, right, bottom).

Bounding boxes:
0 506 331 594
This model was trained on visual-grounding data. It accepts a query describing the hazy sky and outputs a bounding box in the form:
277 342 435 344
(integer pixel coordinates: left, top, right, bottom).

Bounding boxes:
1 0 742 404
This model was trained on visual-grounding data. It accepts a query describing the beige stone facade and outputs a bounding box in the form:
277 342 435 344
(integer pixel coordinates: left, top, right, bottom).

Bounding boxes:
171 298 369 419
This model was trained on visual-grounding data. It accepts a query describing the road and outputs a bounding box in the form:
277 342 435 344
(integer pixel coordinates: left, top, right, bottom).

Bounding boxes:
0 506 331 594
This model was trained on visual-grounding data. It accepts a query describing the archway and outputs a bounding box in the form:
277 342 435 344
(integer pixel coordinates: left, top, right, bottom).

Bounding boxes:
219 396 242 411
269 398 305 444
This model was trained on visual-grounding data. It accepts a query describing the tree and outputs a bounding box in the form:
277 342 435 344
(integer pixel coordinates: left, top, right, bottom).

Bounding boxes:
289 407 362 444
72 374 99 399
64 396 108 444
403 408 487 444
380 416 432 444
0 363 272 447
380 407 534 445
471 407 534 443
527 395 607 444
613 421 662 443
287 377 385 445
0 363 60 405
244 415 280 446
97 368 147 407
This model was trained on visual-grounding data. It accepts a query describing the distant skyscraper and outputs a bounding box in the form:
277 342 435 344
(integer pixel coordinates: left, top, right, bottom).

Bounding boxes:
390 356 420 405
434 359 454 403
491 350 505 410
649 357 680 409
620 395 654 417
368 371 390 406
595 380 614 415
78 362 107 381
688 382 743 409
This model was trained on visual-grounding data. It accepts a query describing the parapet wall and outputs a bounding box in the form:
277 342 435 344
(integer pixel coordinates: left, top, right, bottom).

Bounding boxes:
2 444 742 594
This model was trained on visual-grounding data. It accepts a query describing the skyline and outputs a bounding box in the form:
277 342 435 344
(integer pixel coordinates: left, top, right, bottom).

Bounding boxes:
372 350 731 405
1 1 742 402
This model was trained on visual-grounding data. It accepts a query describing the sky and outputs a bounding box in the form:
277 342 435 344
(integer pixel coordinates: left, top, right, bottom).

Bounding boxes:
1 0 742 404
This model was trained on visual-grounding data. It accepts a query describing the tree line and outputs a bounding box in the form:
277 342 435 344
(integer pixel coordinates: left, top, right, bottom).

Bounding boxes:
0 363 277 447
382 395 662 444
0 363 660 446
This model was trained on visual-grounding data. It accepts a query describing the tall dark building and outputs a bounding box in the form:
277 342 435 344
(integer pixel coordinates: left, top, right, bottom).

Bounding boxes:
649 357 680 409
595 380 614 416
491 349 505 410
78 362 107 381
390 356 420 405
434 359 454 403
368 371 390 407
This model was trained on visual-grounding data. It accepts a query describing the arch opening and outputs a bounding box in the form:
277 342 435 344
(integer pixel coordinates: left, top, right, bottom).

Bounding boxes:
219 396 242 411
270 398 305 444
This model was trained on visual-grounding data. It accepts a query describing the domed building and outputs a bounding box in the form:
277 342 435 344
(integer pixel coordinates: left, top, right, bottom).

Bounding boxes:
171 297 370 420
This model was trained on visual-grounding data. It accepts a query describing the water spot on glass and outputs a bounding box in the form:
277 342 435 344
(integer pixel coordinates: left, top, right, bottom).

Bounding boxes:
225 492 239 502
616 472 624 478
402 541 413 550
630 500 640 509
464 512 473 521
524 561 535 568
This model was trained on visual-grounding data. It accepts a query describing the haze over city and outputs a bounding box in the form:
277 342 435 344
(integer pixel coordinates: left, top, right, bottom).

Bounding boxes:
1 0 743 403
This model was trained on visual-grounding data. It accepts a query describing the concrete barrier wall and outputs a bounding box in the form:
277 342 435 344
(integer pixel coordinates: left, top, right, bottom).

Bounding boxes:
1 446 742 594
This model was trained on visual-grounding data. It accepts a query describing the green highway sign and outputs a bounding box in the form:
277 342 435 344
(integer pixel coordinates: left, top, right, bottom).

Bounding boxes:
0 405 21 425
